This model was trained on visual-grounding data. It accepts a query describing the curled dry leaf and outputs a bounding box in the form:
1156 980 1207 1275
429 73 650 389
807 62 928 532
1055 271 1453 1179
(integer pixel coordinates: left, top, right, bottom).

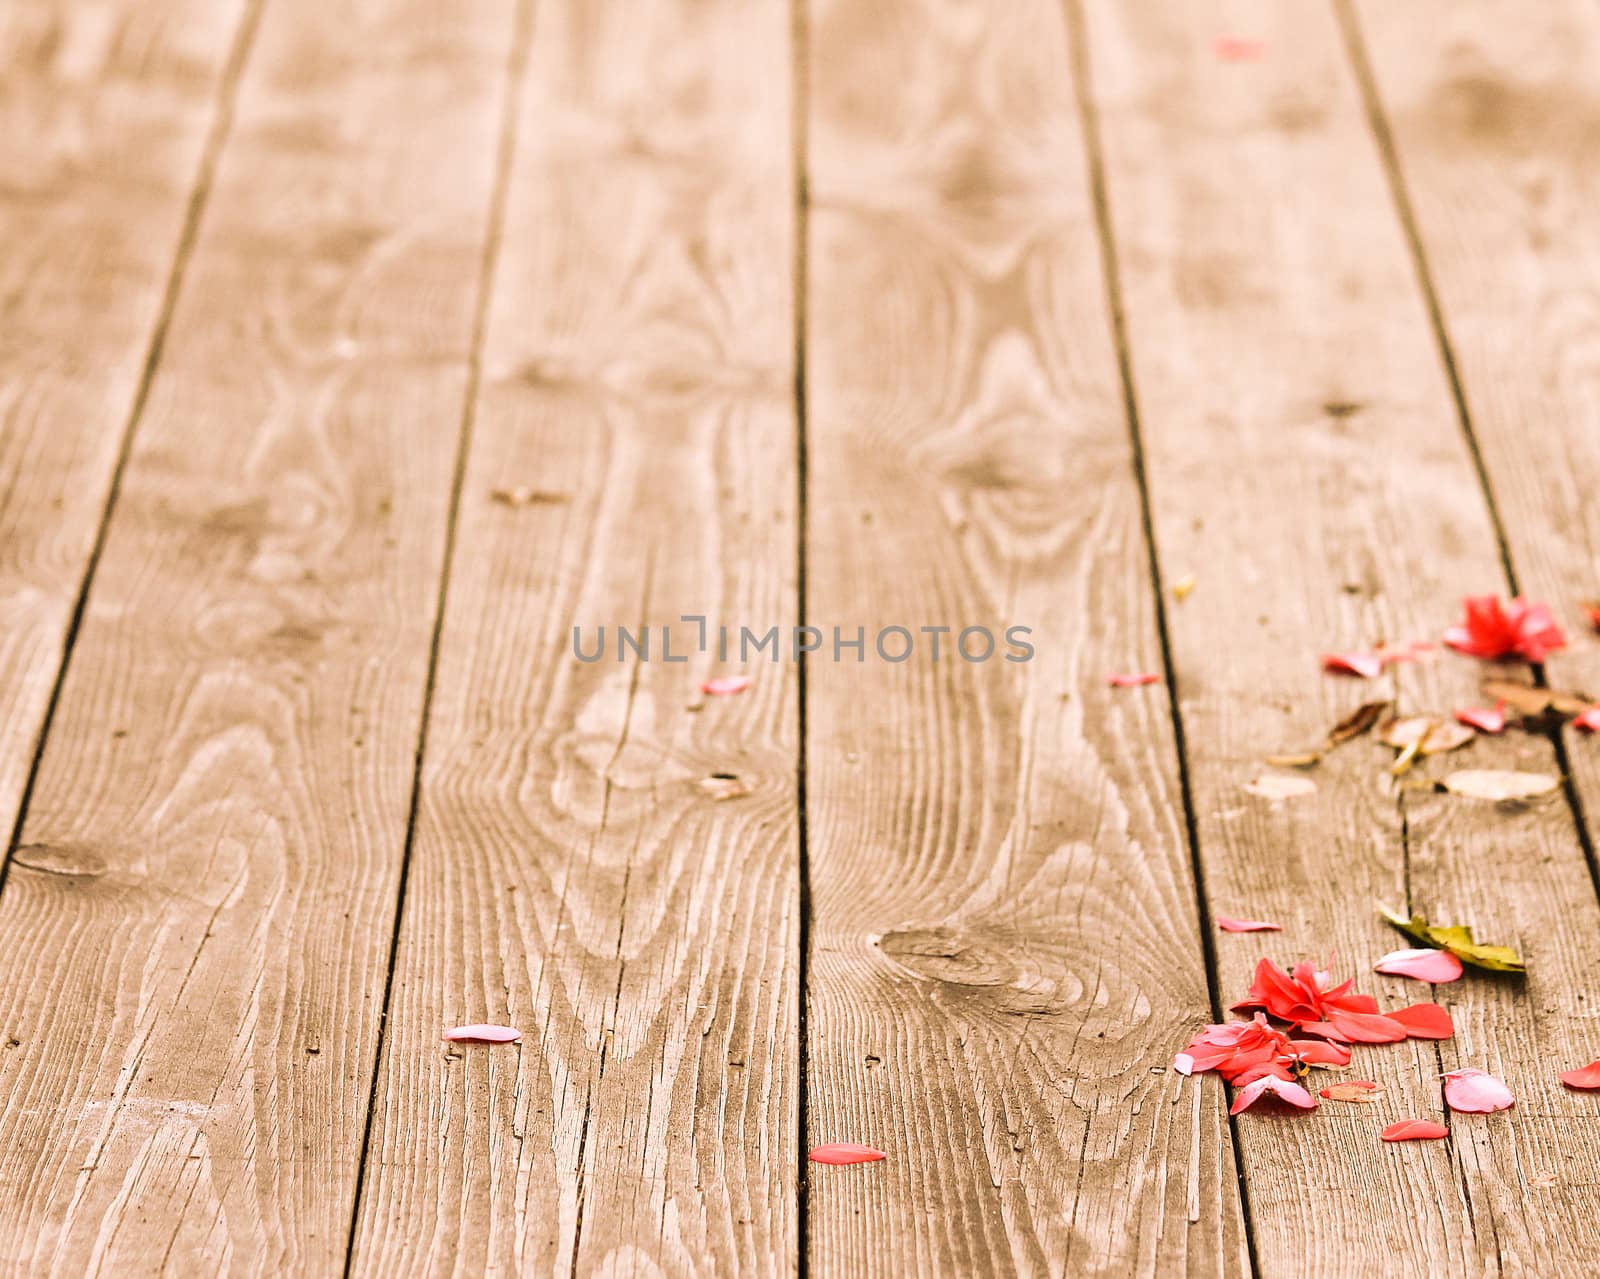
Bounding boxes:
1455 705 1506 734
1216 916 1282 933
1439 769 1559 802
1443 1068 1514 1113
698 774 751 801
1379 904 1525 973
1108 671 1160 687
1328 699 1390 745
1382 1119 1449 1142
442 1024 521 1043
1374 947 1465 984
1377 717 1475 755
809 1143 886 1165
1481 678 1592 720
1265 751 1322 769
702 675 753 696
490 486 568 507
1319 1080 1383 1103
1558 1060 1600 1090
1244 773 1317 801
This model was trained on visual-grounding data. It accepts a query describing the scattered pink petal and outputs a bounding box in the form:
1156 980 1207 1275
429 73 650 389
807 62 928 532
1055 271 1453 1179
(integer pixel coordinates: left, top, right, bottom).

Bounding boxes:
1374 948 1465 984
809 1143 886 1165
701 675 752 696
1229 1073 1316 1115
1382 1119 1449 1142
442 1024 521 1043
1575 706 1600 733
1322 652 1383 679
1386 1003 1455 1039
1443 1067 1514 1113
1173 1052 1195 1076
1214 35 1266 61
1108 671 1160 687
1319 1010 1410 1043
1443 595 1567 662
1376 639 1435 664
1558 1060 1600 1090
1454 705 1506 734
1217 916 1282 933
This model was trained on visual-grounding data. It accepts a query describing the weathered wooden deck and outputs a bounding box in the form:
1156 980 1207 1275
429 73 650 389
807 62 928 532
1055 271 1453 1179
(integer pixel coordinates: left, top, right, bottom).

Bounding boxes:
3 0 1600 1274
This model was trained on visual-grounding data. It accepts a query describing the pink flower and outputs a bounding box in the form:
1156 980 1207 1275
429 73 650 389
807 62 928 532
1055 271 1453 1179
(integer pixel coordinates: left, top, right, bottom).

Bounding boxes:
1232 957 1453 1043
1176 1012 1347 1083
1442 1068 1514 1113
1443 595 1567 662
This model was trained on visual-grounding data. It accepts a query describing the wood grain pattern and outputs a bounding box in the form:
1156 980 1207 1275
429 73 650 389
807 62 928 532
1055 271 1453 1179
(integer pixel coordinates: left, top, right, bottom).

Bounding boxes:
804 1 1246 1273
0 0 248 887
347 2 799 1275
1082 0 1600 1271
0 0 516 1271
1346 1 1600 1266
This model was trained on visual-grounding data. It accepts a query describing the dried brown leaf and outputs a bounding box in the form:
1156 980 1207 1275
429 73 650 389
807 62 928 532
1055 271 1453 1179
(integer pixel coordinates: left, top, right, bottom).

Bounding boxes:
1327 699 1390 745
1265 751 1323 769
491 486 570 507
1377 716 1475 754
1439 769 1560 803
1481 678 1591 719
1244 773 1317 801
1320 1081 1385 1104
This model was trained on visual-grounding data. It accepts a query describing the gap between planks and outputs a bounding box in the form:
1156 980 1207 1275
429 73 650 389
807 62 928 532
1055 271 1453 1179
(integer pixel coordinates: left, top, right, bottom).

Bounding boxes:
1061 0 1263 1268
340 0 540 1273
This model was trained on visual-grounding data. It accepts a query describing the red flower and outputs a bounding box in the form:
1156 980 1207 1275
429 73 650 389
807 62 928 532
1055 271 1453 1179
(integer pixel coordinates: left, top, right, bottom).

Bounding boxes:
1175 1011 1349 1083
1443 595 1567 662
1231 957 1452 1044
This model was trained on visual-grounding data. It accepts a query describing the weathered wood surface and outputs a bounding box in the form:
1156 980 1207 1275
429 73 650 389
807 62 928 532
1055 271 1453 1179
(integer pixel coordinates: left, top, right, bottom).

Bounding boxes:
348 1 800 1275
0 0 249 899
803 0 1245 1273
1081 0 1600 1272
1345 1 1600 1265
0 0 516 1271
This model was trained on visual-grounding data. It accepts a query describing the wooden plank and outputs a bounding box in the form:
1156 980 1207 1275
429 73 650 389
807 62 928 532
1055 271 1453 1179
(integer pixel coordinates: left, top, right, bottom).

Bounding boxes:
1346 0 1600 1259
1080 0 1600 1270
347 1 799 1274
803 1 1246 1273
0 0 518 1271
0 0 249 890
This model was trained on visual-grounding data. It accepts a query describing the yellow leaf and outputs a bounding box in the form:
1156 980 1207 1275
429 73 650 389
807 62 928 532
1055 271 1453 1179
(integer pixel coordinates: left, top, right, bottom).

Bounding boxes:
1378 904 1525 974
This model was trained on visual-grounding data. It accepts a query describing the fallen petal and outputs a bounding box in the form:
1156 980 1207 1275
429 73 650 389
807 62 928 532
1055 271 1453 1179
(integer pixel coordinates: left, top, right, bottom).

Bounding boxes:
1454 705 1506 734
1576 707 1600 733
1229 1074 1316 1115
809 1143 886 1165
1217 916 1282 933
1558 1060 1600 1090
702 675 753 696
1387 1003 1455 1039
1214 35 1266 61
1374 948 1465 984
1325 1010 1409 1043
1382 1119 1450 1142
442 1024 521 1043
1108 671 1160 687
1320 1080 1383 1103
1173 1053 1195 1076
1443 1068 1514 1113
1322 652 1383 679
